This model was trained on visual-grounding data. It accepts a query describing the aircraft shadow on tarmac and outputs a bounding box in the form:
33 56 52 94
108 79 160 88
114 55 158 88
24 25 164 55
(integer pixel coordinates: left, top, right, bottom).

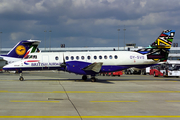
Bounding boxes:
24 78 115 84
20 77 179 83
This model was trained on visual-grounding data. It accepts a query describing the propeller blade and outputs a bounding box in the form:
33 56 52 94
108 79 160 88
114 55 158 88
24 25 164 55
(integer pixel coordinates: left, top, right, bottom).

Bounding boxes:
60 53 67 70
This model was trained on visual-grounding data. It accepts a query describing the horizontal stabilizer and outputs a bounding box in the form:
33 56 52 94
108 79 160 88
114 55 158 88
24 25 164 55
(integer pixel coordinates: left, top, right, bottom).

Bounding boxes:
82 62 103 73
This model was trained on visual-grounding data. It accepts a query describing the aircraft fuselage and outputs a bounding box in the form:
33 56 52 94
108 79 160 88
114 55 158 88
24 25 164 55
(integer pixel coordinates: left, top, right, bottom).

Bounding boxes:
3 51 158 75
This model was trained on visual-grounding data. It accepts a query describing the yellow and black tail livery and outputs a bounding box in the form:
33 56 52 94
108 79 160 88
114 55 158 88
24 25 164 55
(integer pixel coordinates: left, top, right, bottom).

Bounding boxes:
135 30 175 62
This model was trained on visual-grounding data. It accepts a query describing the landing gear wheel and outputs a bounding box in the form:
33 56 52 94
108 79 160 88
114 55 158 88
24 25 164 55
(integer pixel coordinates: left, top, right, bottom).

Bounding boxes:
82 75 87 80
91 76 96 82
19 76 24 81
19 72 24 81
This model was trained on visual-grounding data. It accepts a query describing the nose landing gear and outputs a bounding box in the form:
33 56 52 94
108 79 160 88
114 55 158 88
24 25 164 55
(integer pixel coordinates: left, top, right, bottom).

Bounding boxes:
19 72 24 81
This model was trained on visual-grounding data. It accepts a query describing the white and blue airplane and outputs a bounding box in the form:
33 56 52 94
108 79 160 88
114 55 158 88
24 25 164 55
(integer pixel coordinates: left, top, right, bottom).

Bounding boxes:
0 40 41 69
3 30 175 82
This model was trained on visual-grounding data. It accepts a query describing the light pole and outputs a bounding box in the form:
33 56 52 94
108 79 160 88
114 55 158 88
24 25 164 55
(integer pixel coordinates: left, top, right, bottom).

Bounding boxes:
0 32 2 54
117 29 120 51
44 30 47 51
49 30 52 52
123 28 126 50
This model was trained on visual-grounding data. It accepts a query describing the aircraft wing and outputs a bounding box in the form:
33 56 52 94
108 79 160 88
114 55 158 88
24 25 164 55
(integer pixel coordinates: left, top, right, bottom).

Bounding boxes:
82 62 103 73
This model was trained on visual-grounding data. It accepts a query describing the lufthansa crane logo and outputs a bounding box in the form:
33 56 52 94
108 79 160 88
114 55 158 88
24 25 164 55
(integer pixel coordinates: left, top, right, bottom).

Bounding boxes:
15 45 26 56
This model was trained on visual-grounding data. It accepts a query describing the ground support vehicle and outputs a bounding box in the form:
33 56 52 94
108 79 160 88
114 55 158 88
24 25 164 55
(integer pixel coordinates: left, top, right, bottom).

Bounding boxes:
125 68 141 75
108 71 123 76
100 71 123 76
150 60 180 77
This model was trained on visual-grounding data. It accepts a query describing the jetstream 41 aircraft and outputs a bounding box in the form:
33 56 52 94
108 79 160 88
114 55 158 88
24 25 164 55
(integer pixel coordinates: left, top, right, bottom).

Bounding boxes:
3 30 175 82
0 40 40 69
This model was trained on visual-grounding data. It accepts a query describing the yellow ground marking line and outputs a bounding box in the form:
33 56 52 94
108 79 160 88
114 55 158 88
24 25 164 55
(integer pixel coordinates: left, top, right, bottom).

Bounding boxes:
0 116 180 118
90 101 138 102
10 100 60 103
166 100 180 102
1 90 180 93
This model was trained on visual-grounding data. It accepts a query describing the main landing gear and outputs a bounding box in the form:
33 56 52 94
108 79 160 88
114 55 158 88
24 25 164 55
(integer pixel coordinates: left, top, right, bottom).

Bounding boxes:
19 72 24 81
91 76 97 82
82 75 97 82
82 75 87 80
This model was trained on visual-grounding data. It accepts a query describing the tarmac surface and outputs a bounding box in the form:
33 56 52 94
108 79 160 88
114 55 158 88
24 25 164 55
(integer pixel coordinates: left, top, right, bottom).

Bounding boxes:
0 71 180 120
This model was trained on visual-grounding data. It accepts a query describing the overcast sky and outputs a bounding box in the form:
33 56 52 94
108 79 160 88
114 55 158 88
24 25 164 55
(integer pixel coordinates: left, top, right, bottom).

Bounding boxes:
0 0 180 48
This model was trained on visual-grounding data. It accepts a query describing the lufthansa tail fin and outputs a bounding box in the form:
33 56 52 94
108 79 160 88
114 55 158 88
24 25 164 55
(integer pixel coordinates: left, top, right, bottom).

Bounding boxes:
135 30 175 62
1 40 41 58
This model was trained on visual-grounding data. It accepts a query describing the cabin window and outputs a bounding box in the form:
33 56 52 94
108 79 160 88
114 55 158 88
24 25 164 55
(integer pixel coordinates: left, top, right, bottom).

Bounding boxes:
99 55 102 59
114 55 118 59
109 55 112 59
66 56 69 60
94 56 97 59
104 55 107 59
76 56 79 60
55 56 59 60
81 56 84 60
87 56 91 60
71 56 74 60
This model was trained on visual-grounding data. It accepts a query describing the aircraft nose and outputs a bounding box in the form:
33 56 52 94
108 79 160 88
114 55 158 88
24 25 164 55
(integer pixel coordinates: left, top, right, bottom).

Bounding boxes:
3 65 8 71
3 64 15 71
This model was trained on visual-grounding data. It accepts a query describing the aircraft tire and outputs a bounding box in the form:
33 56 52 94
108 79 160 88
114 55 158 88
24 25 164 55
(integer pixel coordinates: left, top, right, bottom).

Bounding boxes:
91 77 96 82
91 78 96 82
82 75 87 80
19 77 24 81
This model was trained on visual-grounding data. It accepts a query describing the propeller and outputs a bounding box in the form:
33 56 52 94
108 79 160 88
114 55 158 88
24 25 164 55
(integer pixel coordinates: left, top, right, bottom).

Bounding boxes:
60 54 67 70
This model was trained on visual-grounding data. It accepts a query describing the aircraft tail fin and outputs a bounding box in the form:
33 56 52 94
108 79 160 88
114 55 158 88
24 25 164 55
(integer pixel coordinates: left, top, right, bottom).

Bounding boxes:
150 30 175 49
135 30 175 62
1 40 41 58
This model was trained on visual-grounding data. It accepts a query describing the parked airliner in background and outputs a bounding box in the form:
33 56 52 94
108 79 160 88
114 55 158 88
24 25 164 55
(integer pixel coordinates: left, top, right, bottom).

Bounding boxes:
0 40 40 68
3 30 175 82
